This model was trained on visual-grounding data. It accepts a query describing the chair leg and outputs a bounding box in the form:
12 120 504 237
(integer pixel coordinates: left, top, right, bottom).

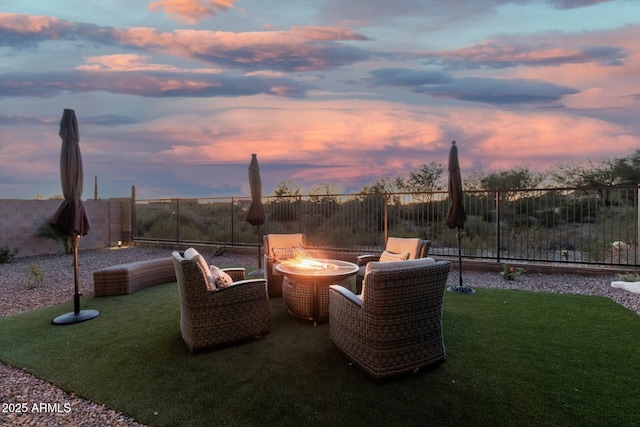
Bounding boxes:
355 274 363 294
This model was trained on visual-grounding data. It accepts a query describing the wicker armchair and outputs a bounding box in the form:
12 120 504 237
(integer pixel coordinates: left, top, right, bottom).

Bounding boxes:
329 258 451 380
355 237 432 294
263 233 307 297
172 250 270 352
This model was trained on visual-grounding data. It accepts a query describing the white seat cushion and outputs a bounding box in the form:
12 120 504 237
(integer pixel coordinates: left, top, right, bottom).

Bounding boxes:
385 237 422 259
184 248 215 289
361 257 436 300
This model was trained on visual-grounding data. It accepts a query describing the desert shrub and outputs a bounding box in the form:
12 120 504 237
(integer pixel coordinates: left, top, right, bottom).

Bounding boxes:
533 209 558 228
37 222 72 254
616 272 640 282
27 265 45 289
464 215 494 240
268 200 299 222
0 245 19 263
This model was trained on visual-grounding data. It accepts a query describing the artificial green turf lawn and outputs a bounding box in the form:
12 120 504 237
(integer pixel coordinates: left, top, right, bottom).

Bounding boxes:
1 284 639 426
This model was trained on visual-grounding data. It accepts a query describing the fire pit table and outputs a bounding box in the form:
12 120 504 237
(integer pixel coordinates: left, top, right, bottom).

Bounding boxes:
276 259 358 325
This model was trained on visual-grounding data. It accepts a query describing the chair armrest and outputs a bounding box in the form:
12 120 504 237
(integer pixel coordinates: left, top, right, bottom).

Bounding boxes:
231 278 268 295
230 278 267 287
356 254 380 267
329 285 362 308
213 279 268 296
222 267 246 282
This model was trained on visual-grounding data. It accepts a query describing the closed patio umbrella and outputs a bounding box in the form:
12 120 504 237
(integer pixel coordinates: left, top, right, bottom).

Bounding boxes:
246 154 265 227
49 108 99 323
246 154 265 275
445 140 474 294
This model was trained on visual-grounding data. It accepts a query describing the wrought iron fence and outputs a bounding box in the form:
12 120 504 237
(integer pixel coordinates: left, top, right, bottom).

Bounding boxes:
133 185 639 267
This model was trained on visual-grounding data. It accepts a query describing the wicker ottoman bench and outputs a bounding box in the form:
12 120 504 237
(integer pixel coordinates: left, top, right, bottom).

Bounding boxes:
93 257 176 296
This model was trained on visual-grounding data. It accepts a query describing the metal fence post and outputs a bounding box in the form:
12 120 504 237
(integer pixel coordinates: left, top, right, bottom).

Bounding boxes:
384 194 388 244
231 197 235 246
496 190 501 263
176 198 180 244
131 185 136 241
298 195 302 233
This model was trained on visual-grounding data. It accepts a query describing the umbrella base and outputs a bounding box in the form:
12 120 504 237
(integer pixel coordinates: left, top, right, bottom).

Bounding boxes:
447 286 476 294
53 310 99 325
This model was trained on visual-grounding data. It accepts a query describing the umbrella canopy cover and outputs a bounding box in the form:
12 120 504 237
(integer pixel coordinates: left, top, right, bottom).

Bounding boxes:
246 153 265 226
48 109 91 236
445 140 466 230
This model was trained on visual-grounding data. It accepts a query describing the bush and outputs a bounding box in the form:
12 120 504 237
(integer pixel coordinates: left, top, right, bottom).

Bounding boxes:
27 265 45 289
37 222 72 254
0 245 19 263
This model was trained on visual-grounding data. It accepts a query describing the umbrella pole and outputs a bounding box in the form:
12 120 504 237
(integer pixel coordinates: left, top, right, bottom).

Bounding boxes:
53 234 99 324
249 225 264 277
447 228 475 294
73 235 80 315
457 228 463 288
257 224 262 269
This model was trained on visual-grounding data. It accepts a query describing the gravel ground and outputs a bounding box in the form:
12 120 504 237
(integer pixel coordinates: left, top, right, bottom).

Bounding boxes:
1 246 638 426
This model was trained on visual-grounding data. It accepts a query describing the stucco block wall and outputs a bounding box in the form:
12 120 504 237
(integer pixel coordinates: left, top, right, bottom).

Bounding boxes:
0 199 132 258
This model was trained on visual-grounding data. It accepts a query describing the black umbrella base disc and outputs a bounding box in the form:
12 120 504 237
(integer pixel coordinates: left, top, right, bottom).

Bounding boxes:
248 269 264 277
53 310 99 325
447 286 476 294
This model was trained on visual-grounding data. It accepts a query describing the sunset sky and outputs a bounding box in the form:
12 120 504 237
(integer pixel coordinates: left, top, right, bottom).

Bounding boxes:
1 0 639 200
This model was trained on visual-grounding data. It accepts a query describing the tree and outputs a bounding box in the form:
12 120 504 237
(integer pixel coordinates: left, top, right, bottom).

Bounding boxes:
612 149 640 184
550 158 617 188
360 177 402 205
270 179 301 222
551 149 640 206
396 161 445 202
466 166 546 202
309 183 340 218
360 176 399 195
272 179 301 197
309 182 341 200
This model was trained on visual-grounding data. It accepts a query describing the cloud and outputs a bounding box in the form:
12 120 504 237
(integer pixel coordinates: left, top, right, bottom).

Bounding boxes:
424 40 626 70
544 0 615 9
0 13 121 50
0 14 372 72
0 69 309 98
415 77 579 105
147 0 239 24
366 68 453 87
76 54 222 73
364 68 579 105
315 0 615 27
115 26 372 72
0 114 49 126
290 26 371 41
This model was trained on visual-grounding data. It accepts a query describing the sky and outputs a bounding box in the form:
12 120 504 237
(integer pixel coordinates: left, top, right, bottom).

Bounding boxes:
1 0 639 200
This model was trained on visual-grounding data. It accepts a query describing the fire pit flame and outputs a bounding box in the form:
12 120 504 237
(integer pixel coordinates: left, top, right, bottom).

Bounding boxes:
282 258 334 271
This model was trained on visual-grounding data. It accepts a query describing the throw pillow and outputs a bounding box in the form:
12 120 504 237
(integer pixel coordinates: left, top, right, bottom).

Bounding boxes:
379 250 410 263
272 247 298 261
210 265 234 289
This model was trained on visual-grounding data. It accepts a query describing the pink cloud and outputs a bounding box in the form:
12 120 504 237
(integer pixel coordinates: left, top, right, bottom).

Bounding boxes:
105 24 371 71
147 0 238 24
0 13 68 33
291 26 371 41
0 14 371 71
77 54 221 73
